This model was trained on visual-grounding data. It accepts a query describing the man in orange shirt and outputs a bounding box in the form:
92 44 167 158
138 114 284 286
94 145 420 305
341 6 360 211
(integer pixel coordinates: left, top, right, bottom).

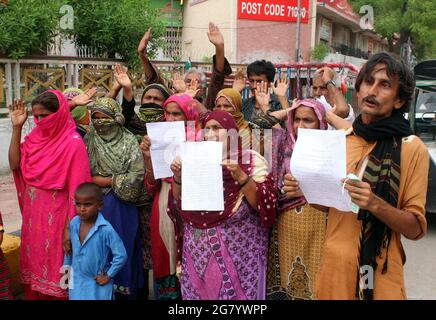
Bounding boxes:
313 52 429 299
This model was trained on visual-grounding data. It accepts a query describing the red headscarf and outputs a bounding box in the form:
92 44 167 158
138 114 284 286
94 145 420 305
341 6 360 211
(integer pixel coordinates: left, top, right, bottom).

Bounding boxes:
179 110 253 229
163 94 200 142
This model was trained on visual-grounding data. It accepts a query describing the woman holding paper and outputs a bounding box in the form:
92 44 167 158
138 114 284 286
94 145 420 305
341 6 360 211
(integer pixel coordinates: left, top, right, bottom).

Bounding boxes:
86 97 145 299
267 98 328 300
169 110 277 300
140 94 200 300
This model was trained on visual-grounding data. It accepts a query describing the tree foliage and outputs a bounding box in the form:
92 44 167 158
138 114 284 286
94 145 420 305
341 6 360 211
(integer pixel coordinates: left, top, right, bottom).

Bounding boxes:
0 0 63 59
66 0 166 69
349 0 436 60
310 42 330 62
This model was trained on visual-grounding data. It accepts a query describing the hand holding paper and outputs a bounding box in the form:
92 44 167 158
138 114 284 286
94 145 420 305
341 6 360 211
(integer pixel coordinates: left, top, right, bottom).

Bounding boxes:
181 141 224 211
290 128 353 212
146 121 186 179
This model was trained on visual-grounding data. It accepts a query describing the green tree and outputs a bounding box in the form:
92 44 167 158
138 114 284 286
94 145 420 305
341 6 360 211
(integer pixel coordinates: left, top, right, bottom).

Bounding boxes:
0 0 63 59
310 42 330 62
349 0 436 60
66 0 166 69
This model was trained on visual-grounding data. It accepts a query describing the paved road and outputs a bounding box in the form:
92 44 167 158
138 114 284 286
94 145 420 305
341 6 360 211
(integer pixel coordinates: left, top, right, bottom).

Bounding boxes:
1 173 435 299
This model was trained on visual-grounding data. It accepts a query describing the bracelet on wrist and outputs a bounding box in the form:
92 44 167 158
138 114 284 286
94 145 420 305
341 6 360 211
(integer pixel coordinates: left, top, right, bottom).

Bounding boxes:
173 177 182 185
239 175 251 188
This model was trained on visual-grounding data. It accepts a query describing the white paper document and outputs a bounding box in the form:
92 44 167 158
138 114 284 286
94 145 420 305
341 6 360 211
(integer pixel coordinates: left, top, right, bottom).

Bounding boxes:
290 128 352 212
181 141 224 211
146 121 186 179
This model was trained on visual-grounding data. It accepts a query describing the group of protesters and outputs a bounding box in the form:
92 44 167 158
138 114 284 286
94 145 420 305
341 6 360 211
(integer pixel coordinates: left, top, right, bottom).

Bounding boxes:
1 22 429 301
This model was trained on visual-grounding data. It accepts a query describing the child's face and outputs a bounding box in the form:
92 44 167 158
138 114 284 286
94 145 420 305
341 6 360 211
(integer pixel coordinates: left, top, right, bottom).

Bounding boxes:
74 193 102 222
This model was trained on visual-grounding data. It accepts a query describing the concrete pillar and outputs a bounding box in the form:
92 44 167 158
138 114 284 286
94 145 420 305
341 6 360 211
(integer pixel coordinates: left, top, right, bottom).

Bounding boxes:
13 63 21 100
5 63 12 106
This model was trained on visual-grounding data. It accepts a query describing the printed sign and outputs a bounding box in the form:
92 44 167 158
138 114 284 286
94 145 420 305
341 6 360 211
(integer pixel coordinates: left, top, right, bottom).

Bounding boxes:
238 0 310 23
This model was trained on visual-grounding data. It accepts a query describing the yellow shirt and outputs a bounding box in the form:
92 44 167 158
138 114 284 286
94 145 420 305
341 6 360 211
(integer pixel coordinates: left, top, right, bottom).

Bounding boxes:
316 134 429 300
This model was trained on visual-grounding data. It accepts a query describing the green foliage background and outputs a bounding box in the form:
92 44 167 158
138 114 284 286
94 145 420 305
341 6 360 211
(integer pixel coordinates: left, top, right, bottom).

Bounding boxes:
0 0 63 59
349 0 436 60
310 42 330 62
0 0 166 69
66 0 166 69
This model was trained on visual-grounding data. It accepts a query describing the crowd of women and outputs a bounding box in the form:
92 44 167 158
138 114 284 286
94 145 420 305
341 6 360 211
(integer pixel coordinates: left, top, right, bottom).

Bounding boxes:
2 22 428 301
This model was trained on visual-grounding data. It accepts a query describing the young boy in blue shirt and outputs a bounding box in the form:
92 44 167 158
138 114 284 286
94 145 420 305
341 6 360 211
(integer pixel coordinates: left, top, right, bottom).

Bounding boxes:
64 182 127 300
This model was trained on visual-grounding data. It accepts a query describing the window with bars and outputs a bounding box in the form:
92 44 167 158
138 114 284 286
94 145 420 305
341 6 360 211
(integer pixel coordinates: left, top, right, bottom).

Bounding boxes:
163 27 183 61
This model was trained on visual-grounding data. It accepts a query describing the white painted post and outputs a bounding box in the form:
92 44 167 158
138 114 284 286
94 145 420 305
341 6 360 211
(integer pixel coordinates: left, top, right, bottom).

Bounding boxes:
13 62 21 100
73 64 79 88
66 63 73 88
5 63 13 107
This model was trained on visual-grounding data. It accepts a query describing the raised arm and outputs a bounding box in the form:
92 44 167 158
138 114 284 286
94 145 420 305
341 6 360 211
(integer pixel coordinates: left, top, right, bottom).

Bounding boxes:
207 22 225 73
273 74 290 110
69 87 97 110
205 22 233 109
8 99 28 170
137 28 155 80
113 64 133 102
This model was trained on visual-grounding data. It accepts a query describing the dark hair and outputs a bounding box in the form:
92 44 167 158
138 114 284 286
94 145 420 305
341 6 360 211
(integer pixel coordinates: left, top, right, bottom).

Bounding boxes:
75 182 103 202
355 52 415 113
247 60 276 82
31 92 59 113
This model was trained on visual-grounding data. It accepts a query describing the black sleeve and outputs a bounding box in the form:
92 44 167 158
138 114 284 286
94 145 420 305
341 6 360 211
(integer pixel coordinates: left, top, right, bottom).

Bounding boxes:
122 97 136 127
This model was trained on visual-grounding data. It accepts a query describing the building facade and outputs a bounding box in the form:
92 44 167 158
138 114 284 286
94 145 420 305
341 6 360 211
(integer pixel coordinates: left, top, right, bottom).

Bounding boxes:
177 0 391 67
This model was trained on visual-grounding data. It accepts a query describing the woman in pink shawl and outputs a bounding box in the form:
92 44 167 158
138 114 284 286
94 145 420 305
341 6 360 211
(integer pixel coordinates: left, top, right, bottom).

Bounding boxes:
267 98 329 300
140 94 200 299
8 90 91 299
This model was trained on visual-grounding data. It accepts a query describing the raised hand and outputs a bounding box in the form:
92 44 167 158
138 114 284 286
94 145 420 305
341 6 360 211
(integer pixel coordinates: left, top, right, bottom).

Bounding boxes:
138 27 152 55
114 64 132 89
172 72 186 93
273 74 289 98
70 87 97 109
9 99 28 128
207 22 224 48
255 81 271 112
232 70 247 93
316 66 336 85
185 79 200 98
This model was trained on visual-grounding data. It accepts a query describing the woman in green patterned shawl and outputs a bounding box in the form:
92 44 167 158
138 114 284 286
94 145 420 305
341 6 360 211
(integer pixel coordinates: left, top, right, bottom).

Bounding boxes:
86 97 145 299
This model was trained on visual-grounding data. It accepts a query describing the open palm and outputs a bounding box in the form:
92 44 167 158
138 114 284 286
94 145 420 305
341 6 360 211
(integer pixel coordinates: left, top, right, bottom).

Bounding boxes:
114 64 132 88
9 99 28 128
232 71 247 93
273 74 289 97
172 72 186 93
72 87 97 107
207 22 224 47
255 82 271 110
138 28 152 54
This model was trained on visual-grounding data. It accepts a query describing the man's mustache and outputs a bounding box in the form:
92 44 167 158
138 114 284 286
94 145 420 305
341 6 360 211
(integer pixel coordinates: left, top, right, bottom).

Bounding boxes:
363 96 380 107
